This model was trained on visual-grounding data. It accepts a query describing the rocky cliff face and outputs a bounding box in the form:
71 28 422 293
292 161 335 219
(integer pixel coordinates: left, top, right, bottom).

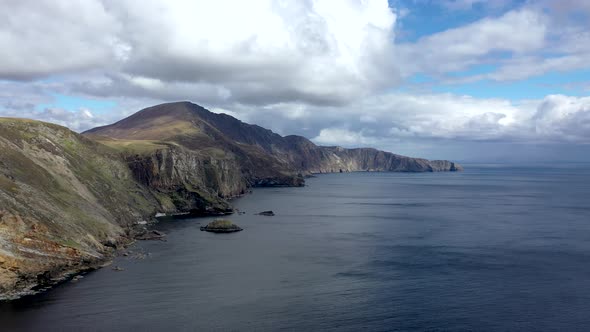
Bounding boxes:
280 136 462 173
125 146 243 214
1 101 462 299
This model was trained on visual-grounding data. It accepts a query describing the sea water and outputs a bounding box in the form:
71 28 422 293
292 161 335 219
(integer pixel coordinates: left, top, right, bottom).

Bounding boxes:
2 164 590 331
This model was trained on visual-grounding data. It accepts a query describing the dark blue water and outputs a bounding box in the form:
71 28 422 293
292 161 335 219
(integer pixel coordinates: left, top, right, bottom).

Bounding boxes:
2 165 590 331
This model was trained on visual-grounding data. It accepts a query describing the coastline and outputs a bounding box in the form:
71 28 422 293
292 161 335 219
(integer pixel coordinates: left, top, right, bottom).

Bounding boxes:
0 166 466 301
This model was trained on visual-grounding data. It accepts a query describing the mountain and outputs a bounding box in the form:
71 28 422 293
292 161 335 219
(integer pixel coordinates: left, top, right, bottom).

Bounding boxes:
85 102 462 188
0 101 461 299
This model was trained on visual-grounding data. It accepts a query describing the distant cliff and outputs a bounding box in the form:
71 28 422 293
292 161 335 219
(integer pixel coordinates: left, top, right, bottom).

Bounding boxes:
0 101 461 299
281 136 462 173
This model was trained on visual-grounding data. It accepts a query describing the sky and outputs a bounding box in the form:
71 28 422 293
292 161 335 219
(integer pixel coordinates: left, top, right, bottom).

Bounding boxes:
1 0 589 162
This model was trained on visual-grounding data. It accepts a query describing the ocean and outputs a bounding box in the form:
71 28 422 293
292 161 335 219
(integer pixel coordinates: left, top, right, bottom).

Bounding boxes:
2 164 590 331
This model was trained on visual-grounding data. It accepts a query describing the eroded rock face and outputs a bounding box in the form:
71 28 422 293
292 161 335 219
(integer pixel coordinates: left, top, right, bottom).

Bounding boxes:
0 209 116 300
0 120 157 299
126 147 243 215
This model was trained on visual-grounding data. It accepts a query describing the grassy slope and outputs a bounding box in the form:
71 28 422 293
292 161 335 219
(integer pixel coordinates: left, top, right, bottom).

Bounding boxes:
0 118 160 299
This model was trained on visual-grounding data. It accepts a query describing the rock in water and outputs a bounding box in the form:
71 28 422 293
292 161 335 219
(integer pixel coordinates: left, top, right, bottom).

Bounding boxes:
136 230 166 241
200 219 243 233
257 210 275 216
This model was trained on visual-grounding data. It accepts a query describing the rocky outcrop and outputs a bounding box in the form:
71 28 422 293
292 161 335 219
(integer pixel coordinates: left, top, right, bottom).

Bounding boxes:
135 230 166 241
200 219 243 233
125 147 244 215
257 211 275 216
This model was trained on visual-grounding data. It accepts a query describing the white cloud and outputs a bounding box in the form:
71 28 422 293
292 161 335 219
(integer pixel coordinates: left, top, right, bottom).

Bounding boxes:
488 55 587 82
397 2 590 84
532 95 590 142
313 128 378 146
397 9 547 77
219 92 590 149
1 0 398 106
0 0 125 80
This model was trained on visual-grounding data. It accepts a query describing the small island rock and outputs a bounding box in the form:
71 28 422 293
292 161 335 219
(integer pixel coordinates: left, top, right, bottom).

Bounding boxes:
200 219 243 233
257 210 275 216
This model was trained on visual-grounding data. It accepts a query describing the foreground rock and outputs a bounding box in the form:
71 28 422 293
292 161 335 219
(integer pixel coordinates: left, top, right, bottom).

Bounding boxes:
257 210 275 216
200 219 243 233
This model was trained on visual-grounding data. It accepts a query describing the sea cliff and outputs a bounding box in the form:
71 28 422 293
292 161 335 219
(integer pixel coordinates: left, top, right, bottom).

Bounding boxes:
0 101 462 299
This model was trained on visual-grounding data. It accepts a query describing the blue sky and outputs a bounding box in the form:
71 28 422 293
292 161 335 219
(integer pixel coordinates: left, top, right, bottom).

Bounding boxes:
393 0 524 41
393 0 590 100
36 94 116 114
1 0 589 162
430 70 590 100
403 68 590 100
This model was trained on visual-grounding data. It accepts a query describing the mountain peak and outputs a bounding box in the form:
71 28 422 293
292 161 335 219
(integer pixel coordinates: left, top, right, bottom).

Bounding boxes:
84 101 211 140
84 101 287 151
